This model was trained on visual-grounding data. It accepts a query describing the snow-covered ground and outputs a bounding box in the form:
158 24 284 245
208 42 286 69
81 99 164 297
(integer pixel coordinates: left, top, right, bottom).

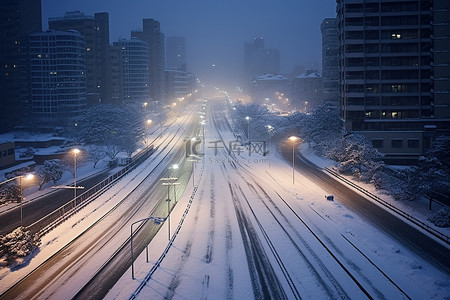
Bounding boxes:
0 110 194 296
0 99 449 299
106 101 450 299
300 145 450 239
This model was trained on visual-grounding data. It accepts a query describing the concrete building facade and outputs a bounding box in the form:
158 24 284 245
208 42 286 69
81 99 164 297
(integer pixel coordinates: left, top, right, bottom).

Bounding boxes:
132 19 166 106
29 30 86 127
113 38 150 103
337 0 450 163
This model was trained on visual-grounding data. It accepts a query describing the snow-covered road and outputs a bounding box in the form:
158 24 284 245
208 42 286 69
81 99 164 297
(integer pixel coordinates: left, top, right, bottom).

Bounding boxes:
108 98 449 299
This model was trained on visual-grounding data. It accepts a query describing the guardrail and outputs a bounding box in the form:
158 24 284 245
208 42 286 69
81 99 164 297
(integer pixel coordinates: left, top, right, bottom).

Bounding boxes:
130 155 205 299
324 167 449 245
27 145 156 237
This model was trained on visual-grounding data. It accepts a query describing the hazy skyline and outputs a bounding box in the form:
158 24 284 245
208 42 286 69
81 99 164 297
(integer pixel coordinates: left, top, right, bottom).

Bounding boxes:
42 0 336 87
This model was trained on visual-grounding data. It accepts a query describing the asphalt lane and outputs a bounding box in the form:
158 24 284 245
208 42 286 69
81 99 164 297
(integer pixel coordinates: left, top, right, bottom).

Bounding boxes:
0 170 113 235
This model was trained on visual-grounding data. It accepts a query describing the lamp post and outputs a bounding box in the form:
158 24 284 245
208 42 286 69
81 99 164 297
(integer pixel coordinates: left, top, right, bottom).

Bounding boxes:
73 148 80 207
245 116 250 141
0 174 34 225
145 119 152 146
130 216 166 279
188 151 200 187
160 164 180 241
265 125 274 168
200 120 206 152
170 164 179 203
288 136 298 184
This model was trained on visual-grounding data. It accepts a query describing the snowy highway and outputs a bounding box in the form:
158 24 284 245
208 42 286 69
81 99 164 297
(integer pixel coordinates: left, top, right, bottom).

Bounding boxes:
0 106 201 299
108 98 449 299
0 97 448 299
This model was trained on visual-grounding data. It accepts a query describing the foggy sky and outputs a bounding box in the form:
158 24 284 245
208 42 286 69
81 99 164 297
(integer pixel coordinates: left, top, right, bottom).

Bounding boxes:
42 0 336 87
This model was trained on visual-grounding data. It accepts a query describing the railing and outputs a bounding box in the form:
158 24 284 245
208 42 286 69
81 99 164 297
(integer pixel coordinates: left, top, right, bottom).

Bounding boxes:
324 167 449 244
27 145 156 237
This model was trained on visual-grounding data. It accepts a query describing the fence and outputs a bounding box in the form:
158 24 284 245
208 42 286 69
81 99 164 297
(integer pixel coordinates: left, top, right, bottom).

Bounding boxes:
27 145 155 237
324 167 449 244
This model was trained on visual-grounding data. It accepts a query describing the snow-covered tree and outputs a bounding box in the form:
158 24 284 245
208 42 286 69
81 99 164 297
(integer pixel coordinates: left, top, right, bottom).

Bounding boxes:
86 145 106 168
36 159 64 190
333 133 384 183
0 227 40 264
417 135 450 203
0 183 20 205
428 208 450 228
76 104 146 158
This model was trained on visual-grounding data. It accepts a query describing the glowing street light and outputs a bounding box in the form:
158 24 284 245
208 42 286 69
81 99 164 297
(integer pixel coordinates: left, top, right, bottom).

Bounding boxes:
288 136 298 184
245 116 250 141
0 173 34 225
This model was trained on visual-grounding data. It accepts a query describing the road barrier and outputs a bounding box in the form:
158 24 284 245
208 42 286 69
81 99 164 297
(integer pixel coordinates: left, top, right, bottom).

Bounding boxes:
27 145 156 237
324 167 449 245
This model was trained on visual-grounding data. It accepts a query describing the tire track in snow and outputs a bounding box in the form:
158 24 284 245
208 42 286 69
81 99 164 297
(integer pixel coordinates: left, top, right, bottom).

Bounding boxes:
202 173 215 264
247 181 348 299
220 163 235 299
164 241 193 300
228 181 288 300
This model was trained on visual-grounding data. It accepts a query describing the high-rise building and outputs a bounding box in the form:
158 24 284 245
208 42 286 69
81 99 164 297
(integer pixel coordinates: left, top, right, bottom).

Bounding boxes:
321 18 340 105
0 0 42 133
292 70 323 111
49 11 110 105
244 37 280 82
166 36 186 71
106 45 123 104
132 19 165 105
113 38 150 103
337 0 450 163
30 30 86 127
165 69 195 101
433 1 450 122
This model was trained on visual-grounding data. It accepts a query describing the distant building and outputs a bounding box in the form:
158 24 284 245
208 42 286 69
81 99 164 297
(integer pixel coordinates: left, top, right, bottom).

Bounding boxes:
166 36 186 71
337 0 450 163
244 37 280 83
165 69 195 101
49 11 111 105
0 142 16 169
113 38 150 103
30 30 86 127
292 70 323 112
132 19 166 106
321 18 339 105
0 0 42 133
106 45 123 104
250 74 289 104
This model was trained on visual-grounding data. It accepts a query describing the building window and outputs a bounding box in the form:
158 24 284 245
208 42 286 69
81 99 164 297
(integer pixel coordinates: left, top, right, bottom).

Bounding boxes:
407 139 420 148
391 139 403 148
372 139 384 148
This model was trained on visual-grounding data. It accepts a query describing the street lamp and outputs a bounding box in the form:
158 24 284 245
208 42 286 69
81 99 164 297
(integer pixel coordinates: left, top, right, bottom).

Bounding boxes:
0 173 34 225
245 116 250 141
160 164 180 241
130 216 166 279
188 150 200 188
288 136 298 184
73 148 80 207
200 120 206 152
265 125 274 168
